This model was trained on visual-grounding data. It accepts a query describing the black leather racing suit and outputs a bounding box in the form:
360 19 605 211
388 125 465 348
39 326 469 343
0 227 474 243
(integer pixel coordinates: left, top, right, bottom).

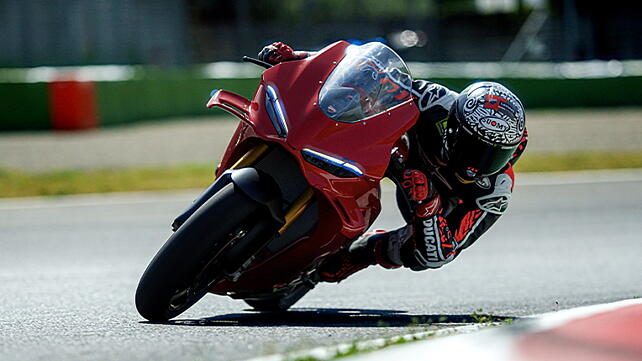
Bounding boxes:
378 80 528 271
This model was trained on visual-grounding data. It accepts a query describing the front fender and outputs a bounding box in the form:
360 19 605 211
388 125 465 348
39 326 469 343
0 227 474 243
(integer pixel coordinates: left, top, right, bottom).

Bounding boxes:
230 168 285 225
172 168 284 231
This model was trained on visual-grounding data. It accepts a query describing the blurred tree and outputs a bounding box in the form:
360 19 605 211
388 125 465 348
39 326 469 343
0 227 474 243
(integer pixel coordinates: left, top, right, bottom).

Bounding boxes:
245 0 439 22
437 0 478 16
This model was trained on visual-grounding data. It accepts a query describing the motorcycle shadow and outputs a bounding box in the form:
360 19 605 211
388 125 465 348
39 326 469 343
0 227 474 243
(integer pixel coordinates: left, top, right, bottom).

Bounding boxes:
159 308 517 327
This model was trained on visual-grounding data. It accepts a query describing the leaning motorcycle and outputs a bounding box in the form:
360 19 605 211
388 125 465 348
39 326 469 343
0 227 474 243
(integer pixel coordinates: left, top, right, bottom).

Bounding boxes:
135 41 419 321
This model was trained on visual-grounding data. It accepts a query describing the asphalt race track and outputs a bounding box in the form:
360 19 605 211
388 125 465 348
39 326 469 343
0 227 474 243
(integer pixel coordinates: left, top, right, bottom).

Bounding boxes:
1 170 641 361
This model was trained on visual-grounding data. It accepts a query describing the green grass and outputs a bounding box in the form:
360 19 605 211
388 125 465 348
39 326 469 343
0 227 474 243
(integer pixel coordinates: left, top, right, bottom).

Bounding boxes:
288 319 502 361
0 164 216 198
286 310 517 361
1 150 640 198
514 151 642 173
290 334 426 361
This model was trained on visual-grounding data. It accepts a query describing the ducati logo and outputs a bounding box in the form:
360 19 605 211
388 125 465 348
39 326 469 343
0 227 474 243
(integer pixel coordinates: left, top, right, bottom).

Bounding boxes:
421 218 440 263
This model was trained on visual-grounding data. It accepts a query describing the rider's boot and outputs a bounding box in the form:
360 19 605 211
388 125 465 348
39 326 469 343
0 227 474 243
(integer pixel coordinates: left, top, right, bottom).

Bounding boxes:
318 226 413 283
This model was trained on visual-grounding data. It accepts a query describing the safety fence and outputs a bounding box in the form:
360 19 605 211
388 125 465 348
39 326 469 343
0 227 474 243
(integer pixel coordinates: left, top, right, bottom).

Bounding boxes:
1 61 641 131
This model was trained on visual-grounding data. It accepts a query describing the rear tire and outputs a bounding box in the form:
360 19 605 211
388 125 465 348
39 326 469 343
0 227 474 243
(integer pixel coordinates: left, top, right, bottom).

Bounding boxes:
135 183 270 321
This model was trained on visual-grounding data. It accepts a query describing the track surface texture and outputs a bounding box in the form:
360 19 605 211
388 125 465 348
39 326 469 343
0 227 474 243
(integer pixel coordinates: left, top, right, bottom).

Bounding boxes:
1 170 641 361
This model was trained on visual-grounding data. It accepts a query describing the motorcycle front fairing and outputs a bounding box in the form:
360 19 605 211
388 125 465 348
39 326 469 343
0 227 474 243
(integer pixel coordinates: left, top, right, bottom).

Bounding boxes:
214 41 419 239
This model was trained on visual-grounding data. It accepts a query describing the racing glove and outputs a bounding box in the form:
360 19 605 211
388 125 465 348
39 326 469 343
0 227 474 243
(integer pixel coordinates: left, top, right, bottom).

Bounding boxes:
258 42 308 65
389 166 460 270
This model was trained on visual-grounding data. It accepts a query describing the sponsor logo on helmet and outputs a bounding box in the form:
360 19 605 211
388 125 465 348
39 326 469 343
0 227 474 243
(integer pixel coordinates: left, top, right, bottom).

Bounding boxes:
483 94 508 111
479 117 510 132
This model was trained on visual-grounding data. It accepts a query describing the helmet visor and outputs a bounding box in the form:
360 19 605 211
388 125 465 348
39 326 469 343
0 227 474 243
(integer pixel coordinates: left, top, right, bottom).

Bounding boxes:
450 128 516 180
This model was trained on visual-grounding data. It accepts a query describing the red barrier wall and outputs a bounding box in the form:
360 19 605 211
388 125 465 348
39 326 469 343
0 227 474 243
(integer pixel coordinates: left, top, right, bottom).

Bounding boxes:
48 81 99 130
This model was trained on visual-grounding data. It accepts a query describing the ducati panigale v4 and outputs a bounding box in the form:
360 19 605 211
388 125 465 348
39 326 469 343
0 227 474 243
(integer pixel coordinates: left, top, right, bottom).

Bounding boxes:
135 41 419 321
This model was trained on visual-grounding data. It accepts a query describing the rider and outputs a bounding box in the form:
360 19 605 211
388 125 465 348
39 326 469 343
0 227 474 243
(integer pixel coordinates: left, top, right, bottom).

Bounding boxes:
258 42 528 281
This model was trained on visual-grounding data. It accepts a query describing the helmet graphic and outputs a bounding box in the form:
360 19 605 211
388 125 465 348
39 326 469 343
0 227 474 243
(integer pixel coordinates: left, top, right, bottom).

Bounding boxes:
446 82 525 181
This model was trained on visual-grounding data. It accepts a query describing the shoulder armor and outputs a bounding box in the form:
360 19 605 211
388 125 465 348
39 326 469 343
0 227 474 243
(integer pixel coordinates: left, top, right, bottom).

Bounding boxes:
412 80 458 112
475 173 512 215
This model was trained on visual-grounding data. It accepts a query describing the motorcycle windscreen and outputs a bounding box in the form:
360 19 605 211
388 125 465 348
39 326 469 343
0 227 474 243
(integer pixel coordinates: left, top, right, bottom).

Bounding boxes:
318 42 413 123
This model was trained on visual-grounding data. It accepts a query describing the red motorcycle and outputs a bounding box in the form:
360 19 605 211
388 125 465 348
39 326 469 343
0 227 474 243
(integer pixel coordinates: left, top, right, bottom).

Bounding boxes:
135 41 419 321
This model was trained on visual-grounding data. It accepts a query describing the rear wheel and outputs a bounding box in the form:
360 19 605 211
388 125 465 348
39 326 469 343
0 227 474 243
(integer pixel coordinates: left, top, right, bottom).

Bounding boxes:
135 183 272 321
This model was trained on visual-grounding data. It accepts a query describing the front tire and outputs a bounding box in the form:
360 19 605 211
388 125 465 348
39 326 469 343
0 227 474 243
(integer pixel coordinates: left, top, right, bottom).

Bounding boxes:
135 183 270 321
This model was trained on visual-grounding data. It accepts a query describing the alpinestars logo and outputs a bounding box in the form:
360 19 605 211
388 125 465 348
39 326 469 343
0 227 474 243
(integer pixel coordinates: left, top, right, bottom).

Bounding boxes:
412 81 457 112
475 173 512 215
477 196 510 214
416 197 441 218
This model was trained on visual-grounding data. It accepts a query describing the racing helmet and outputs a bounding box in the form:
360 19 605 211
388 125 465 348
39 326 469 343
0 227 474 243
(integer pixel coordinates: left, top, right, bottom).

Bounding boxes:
445 82 525 181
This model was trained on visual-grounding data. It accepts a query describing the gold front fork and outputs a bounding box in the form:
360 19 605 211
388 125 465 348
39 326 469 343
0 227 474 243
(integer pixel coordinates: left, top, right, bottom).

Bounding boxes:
227 143 315 236
229 143 270 170
278 188 315 235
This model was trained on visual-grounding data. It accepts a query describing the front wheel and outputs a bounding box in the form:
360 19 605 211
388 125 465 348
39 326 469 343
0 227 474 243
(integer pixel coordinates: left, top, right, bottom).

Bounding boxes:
135 182 271 321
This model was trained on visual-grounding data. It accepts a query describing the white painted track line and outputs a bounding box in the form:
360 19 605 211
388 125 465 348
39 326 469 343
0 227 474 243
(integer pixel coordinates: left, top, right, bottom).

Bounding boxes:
243 298 642 361
346 298 642 361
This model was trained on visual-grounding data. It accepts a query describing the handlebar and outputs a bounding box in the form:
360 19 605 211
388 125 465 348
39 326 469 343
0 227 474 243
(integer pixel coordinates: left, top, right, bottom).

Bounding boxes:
242 56 273 69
